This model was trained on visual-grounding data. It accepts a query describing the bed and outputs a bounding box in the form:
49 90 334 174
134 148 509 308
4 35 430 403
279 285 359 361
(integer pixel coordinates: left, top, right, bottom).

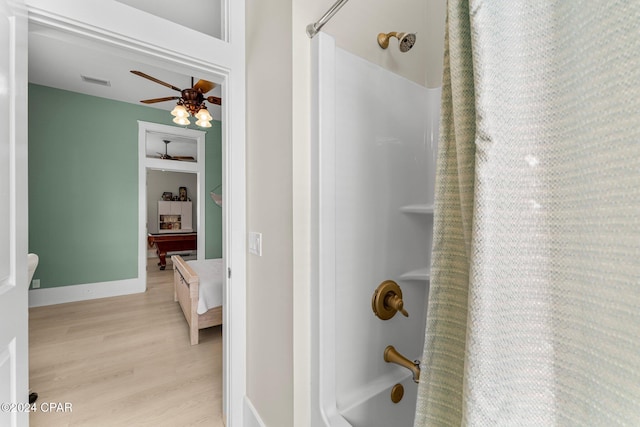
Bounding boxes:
172 255 224 345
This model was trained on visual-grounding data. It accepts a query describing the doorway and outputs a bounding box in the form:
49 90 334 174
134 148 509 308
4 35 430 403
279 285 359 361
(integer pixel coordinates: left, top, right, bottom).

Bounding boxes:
138 121 209 281
25 4 246 423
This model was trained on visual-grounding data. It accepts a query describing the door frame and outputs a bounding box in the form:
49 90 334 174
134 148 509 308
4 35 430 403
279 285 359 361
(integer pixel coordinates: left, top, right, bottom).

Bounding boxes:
26 2 246 425
138 121 207 283
0 0 28 425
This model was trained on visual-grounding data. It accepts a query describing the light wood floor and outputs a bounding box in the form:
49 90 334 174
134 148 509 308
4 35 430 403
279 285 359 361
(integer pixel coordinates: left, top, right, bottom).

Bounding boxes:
28 258 224 427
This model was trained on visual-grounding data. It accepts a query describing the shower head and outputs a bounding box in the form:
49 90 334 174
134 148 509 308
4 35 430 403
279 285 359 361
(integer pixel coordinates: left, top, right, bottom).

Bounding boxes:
377 32 416 52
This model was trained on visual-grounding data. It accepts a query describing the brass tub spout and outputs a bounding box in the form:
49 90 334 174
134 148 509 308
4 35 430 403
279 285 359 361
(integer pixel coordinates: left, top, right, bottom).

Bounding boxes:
384 345 420 383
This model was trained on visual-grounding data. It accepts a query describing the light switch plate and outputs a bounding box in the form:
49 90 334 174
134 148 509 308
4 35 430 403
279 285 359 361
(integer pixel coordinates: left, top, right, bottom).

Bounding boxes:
248 231 262 256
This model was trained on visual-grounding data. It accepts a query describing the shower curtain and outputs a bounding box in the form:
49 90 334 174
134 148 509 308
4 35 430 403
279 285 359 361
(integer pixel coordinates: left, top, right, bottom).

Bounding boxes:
415 1 640 425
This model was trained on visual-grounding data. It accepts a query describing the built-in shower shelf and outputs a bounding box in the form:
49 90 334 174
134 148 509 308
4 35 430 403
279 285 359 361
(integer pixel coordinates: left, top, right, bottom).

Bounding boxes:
399 268 430 282
399 204 434 214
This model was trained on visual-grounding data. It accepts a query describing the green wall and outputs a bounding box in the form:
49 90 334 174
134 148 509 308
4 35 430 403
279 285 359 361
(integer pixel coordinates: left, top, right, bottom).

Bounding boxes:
28 84 221 288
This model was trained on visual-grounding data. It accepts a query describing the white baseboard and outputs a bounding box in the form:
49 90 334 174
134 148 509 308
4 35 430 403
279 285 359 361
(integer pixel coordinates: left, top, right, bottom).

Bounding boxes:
28 277 145 307
243 396 266 427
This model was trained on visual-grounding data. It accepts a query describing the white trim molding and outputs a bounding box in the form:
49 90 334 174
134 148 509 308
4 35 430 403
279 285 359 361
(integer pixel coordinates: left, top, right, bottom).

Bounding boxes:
28 278 144 308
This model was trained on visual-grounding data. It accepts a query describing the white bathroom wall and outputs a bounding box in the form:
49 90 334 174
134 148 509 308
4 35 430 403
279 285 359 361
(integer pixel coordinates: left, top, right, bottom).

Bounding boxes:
333 47 434 409
292 3 446 424
311 33 441 426
320 0 446 88
244 0 447 424
246 0 294 426
292 0 446 426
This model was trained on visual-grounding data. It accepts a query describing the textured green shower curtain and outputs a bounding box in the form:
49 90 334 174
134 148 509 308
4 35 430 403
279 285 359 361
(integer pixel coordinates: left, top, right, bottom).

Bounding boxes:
414 1 640 425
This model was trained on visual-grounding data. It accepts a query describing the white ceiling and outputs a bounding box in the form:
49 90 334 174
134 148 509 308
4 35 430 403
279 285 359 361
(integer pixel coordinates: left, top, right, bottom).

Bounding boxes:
28 21 223 121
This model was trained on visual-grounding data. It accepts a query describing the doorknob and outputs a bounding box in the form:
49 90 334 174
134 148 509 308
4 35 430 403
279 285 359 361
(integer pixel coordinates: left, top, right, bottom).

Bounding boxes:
372 280 408 320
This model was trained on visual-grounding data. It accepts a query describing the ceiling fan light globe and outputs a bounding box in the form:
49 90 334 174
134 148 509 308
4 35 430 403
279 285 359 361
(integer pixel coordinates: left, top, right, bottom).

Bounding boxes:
195 108 213 121
173 116 191 126
171 104 189 118
196 119 212 128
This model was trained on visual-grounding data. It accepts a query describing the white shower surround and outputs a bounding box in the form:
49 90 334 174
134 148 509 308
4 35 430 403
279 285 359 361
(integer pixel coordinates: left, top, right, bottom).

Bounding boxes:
311 33 441 426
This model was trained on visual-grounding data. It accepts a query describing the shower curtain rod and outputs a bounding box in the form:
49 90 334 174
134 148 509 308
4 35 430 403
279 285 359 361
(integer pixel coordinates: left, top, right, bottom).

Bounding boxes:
306 0 350 38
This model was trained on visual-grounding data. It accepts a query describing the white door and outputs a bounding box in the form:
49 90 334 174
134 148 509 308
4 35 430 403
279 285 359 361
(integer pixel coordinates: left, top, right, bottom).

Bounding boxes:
0 0 29 426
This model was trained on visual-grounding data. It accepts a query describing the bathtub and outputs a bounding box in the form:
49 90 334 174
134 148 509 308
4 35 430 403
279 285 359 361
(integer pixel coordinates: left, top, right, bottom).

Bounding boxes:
341 375 417 427
310 33 440 426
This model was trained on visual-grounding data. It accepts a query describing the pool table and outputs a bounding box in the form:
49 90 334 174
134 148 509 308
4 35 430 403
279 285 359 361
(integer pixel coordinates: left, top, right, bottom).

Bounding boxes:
148 233 197 270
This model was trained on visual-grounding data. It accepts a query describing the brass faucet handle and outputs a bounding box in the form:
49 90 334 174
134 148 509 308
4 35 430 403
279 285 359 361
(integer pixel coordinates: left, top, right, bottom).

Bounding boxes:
372 280 408 320
385 293 409 317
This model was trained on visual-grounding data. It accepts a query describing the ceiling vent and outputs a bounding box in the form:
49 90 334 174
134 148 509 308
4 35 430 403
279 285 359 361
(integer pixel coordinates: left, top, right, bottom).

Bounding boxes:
81 75 111 87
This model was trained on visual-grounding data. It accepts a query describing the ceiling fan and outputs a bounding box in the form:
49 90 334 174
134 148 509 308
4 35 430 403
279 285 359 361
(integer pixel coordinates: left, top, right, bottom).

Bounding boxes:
154 140 195 162
130 70 221 127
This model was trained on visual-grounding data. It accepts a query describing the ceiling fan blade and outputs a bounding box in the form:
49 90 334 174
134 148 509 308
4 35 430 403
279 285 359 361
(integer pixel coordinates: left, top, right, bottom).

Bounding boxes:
206 96 222 106
193 79 216 94
130 70 182 92
140 96 180 104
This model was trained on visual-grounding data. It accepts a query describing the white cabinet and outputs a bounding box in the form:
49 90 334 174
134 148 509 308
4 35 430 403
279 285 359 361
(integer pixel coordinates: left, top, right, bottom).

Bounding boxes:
158 201 193 233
